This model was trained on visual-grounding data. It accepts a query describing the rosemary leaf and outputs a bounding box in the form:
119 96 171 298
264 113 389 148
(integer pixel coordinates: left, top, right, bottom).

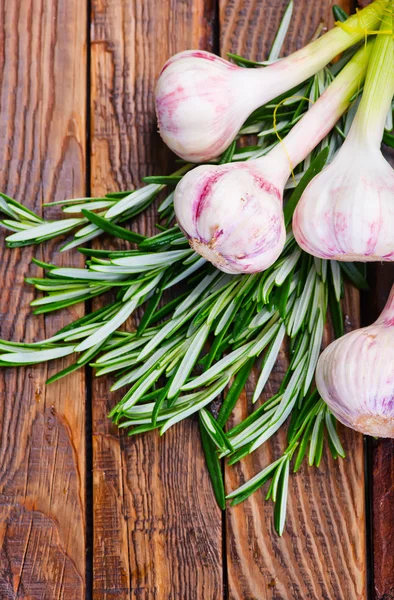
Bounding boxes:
199 416 226 510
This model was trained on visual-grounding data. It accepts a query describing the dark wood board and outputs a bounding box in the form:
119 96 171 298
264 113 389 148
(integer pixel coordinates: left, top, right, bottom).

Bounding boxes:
368 263 394 600
0 1 87 598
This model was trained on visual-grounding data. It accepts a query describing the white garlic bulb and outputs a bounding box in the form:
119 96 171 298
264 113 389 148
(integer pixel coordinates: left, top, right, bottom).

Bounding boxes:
155 1 384 162
174 45 372 274
293 148 394 261
174 159 288 274
155 51 258 163
316 285 394 438
293 13 394 262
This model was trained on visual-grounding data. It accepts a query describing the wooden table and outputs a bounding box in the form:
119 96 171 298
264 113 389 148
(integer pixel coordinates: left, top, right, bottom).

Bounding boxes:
0 0 393 598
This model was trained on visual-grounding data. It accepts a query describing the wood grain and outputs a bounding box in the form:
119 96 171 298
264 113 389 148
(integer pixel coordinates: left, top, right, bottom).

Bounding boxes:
372 436 394 600
0 1 87 598
2 1 390 598
220 1 367 599
367 263 394 600
90 1 222 598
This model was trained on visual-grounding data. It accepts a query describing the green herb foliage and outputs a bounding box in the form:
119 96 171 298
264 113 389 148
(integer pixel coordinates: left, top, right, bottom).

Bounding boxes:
0 3 385 535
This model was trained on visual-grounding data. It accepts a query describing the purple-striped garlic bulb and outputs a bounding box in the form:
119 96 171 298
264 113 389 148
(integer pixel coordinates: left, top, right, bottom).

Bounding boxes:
174 45 372 274
174 159 288 274
293 13 394 262
155 51 255 163
293 148 394 262
316 285 394 438
155 1 385 162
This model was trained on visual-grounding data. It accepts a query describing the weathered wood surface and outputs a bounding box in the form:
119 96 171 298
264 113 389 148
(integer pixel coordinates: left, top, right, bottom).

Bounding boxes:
0 0 392 598
90 1 222 598
369 263 394 600
0 0 87 598
220 1 366 599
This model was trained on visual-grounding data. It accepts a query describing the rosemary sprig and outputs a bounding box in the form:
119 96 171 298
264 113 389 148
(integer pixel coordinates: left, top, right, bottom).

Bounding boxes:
0 123 349 539
226 396 345 534
1 167 189 250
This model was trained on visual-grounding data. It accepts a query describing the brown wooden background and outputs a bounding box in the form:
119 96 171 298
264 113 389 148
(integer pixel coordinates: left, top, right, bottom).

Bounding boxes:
0 0 393 598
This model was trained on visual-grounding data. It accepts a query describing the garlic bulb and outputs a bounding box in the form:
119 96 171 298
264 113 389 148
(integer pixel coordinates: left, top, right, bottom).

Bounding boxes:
174 45 372 274
316 285 394 438
293 11 394 262
155 1 385 162
175 159 288 274
155 51 254 163
293 148 394 261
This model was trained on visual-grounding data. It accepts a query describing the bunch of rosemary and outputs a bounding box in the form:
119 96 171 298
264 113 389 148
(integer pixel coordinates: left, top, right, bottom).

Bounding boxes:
0 3 387 534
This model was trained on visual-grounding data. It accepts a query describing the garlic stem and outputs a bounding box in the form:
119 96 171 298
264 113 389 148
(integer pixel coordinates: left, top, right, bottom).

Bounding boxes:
346 5 394 147
155 1 386 162
268 43 373 170
376 284 394 324
244 0 386 112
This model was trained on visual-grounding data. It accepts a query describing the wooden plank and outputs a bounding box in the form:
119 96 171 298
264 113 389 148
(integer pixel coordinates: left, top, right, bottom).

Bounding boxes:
368 261 394 600
219 1 367 598
372 435 394 600
89 2 222 598
353 4 393 597
0 1 87 598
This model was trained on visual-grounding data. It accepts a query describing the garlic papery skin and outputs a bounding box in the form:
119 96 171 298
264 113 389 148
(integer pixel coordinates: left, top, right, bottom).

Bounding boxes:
155 1 385 162
155 51 255 163
175 160 288 274
316 285 394 438
293 147 394 261
293 10 394 262
174 45 372 274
